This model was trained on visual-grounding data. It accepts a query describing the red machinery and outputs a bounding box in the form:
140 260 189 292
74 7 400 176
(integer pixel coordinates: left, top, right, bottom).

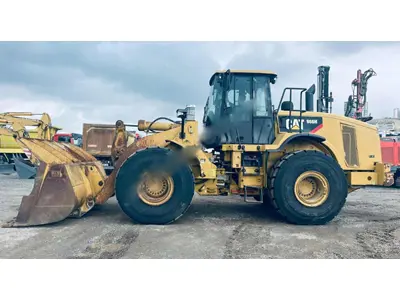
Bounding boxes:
380 136 400 167
53 132 82 147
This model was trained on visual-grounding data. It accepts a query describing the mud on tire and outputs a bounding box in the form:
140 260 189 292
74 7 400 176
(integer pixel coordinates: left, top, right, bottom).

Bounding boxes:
269 150 348 225
115 147 194 225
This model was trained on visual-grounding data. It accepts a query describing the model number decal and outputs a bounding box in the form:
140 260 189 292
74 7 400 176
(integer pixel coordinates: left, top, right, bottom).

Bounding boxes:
279 116 323 133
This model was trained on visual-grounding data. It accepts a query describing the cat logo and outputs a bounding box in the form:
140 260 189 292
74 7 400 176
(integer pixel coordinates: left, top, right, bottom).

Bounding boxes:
291 124 300 130
279 116 323 133
286 118 304 131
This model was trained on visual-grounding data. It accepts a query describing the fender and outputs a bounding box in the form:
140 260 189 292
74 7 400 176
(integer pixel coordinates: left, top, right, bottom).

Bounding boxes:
166 139 217 179
269 133 326 152
166 139 185 149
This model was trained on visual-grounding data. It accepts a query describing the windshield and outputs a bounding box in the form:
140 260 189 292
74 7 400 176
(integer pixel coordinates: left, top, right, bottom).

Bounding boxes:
203 73 272 125
58 135 71 143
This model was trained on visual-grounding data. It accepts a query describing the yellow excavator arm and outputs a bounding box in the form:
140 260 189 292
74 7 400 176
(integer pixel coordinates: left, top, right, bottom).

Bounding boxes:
0 112 61 140
0 127 16 137
0 112 63 179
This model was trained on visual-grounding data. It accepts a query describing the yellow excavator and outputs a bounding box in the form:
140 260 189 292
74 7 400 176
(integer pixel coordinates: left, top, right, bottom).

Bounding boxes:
0 112 60 139
2 70 396 228
0 112 61 178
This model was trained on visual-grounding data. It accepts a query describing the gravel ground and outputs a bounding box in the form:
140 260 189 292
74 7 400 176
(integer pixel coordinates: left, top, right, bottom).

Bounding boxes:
1 173 400 259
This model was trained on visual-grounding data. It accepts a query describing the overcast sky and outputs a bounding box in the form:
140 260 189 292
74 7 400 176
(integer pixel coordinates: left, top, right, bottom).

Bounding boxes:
0 41 399 133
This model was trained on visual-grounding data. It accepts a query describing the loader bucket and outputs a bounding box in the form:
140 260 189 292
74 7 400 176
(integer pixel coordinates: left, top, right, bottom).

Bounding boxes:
3 138 107 227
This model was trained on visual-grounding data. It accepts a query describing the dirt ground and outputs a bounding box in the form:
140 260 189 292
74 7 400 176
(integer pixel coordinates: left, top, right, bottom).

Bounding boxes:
1 173 400 259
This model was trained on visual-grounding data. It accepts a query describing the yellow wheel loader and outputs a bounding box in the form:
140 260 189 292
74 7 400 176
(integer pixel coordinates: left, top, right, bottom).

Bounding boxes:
2 70 395 228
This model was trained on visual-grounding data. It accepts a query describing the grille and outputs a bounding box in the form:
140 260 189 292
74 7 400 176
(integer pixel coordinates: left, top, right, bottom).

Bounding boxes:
342 125 359 167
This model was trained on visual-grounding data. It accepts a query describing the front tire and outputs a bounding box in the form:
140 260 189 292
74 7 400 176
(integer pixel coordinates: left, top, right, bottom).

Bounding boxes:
270 150 348 225
115 147 194 225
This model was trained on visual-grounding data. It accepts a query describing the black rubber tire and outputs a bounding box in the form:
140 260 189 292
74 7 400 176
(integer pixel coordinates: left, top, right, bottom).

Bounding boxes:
270 150 348 225
115 147 194 225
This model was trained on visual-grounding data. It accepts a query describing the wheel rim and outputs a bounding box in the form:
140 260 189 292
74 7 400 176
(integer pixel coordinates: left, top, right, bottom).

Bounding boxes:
137 172 174 206
294 171 329 207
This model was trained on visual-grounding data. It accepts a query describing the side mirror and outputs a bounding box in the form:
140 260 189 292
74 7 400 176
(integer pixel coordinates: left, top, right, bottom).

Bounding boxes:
305 84 315 112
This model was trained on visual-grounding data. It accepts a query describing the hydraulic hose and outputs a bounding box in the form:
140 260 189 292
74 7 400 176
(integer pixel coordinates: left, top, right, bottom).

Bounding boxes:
146 117 180 134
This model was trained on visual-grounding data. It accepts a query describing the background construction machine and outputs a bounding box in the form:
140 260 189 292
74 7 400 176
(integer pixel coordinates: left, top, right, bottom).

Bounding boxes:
3 69 396 228
82 122 139 175
315 66 334 114
53 132 83 147
314 65 400 176
0 112 61 178
344 68 377 122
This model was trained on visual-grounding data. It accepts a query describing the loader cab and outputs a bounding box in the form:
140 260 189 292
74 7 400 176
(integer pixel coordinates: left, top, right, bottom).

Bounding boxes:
201 70 277 149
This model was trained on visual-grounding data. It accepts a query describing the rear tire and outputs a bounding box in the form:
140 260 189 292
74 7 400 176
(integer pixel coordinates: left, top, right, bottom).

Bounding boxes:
115 147 194 225
270 150 348 225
